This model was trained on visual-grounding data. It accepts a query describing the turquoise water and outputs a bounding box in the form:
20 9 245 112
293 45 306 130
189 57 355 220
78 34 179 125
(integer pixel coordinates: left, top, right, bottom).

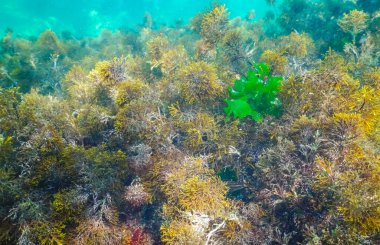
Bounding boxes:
0 0 273 36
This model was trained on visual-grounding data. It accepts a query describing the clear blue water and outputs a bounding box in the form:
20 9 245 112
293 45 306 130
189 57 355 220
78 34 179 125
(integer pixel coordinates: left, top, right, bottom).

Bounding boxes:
0 0 273 37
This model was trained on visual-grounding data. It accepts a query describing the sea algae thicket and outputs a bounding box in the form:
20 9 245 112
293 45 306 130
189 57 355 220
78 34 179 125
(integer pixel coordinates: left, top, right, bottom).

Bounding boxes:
0 0 379 244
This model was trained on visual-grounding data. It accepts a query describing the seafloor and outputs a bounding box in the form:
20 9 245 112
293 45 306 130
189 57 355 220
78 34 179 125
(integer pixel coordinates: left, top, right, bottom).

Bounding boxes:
0 0 379 244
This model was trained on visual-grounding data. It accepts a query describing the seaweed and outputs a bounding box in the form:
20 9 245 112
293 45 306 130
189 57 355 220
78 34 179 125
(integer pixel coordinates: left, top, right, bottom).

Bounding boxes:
224 63 283 122
0 2 379 244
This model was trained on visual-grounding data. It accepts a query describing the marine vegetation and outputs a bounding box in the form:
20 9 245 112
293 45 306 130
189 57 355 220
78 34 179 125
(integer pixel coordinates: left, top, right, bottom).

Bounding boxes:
0 2 379 245
224 63 283 122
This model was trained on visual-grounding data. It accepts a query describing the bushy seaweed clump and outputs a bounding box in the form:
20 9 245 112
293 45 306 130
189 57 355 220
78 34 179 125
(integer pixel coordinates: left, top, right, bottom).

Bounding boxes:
0 2 379 245
224 63 283 122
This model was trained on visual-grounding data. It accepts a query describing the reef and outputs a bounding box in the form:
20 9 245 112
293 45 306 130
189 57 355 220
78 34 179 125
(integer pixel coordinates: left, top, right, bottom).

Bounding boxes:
0 1 379 244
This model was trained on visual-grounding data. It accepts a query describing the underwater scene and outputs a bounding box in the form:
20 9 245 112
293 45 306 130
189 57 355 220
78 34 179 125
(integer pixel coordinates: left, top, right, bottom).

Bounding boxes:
0 0 380 244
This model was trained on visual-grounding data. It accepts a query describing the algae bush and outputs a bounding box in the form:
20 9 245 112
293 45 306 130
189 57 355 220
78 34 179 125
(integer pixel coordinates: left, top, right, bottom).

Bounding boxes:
0 1 379 244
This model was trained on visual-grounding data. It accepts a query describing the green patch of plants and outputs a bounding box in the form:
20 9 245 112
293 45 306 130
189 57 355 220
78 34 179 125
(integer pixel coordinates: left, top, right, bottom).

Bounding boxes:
224 63 283 122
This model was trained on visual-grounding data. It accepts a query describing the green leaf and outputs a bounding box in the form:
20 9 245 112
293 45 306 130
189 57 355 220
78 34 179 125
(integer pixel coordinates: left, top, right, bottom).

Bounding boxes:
245 76 262 93
246 70 258 82
224 62 283 122
228 88 244 99
265 76 283 92
254 63 271 78
250 110 263 122
225 99 255 119
233 78 247 92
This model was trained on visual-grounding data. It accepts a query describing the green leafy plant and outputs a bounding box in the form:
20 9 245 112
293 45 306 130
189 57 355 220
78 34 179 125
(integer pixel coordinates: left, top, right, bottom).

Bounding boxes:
224 63 283 122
